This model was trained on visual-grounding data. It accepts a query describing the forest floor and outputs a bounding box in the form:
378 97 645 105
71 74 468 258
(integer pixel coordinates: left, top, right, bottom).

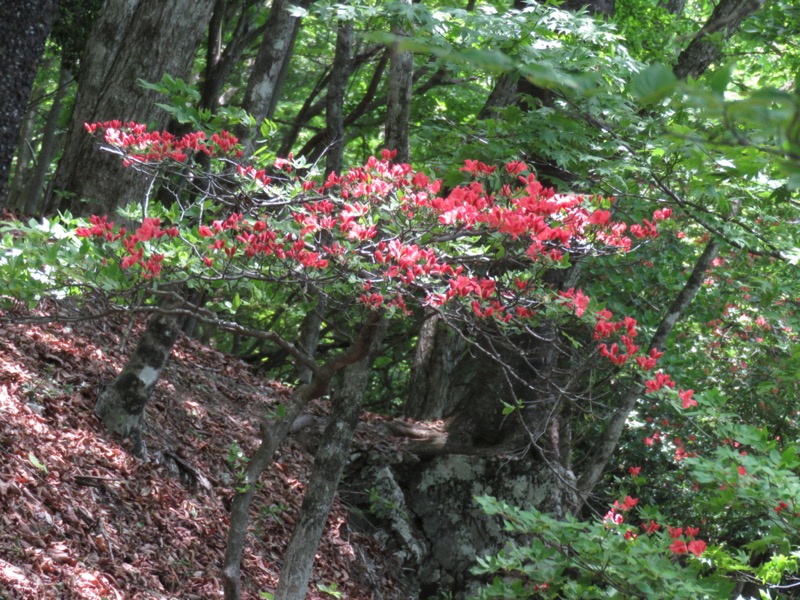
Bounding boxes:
0 302 405 599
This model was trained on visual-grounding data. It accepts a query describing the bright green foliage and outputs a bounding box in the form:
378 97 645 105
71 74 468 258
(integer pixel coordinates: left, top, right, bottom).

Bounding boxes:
474 496 735 599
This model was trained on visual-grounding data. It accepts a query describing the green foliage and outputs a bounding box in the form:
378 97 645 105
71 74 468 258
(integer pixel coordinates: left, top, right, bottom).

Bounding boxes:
138 74 254 132
473 495 736 599
317 581 344 598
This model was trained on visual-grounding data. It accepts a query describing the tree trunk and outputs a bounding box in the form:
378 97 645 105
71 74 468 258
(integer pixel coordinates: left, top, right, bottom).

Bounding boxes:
294 300 326 385
238 0 312 152
661 0 686 16
324 19 354 175
274 320 386 600
222 312 384 600
405 312 465 420
7 100 38 210
384 0 413 163
0 0 57 205
576 239 721 500
200 0 264 112
673 0 765 80
48 0 214 216
23 63 72 215
94 309 183 456
296 49 389 163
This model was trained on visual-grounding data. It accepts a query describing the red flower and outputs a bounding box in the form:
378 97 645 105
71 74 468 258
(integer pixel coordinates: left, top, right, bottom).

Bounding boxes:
642 520 660 534
629 466 642 476
685 526 699 538
687 539 707 556
669 540 688 554
776 501 789 513
679 388 697 409
588 209 611 226
622 496 638 511
505 160 528 175
668 526 683 539
738 465 747 476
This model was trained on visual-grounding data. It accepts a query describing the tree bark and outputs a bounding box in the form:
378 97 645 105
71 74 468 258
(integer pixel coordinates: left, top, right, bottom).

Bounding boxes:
200 0 265 112
296 49 389 162
94 308 183 456
294 300 326 385
222 311 384 600
274 319 386 600
48 0 214 216
324 19 354 175
384 0 413 163
23 63 72 215
238 0 312 152
673 0 765 80
405 312 464 420
0 0 57 205
7 99 38 210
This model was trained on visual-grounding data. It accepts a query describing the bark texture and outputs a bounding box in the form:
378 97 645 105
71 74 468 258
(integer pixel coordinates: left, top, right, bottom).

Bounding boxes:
48 0 214 215
405 313 465 420
239 0 312 152
94 310 183 455
673 0 765 80
384 0 413 163
324 19 354 176
23 64 72 214
274 320 386 600
0 0 57 205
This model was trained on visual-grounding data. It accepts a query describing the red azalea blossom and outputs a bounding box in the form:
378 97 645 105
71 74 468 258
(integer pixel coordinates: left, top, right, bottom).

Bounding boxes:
622 496 638 511
679 388 697 409
668 526 683 539
642 520 660 534
669 540 688 554
629 466 642 476
687 540 707 556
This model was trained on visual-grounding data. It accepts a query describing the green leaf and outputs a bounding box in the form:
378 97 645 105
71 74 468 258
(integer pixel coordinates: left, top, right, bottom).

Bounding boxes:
28 453 47 474
628 64 676 105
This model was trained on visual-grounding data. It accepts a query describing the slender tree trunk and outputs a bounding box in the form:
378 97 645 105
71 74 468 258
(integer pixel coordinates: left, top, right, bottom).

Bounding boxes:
661 0 686 16
23 63 72 215
0 0 57 205
384 0 413 163
238 0 312 152
200 0 264 112
296 50 389 162
574 5 762 496
576 239 720 499
274 319 386 600
222 312 384 600
94 308 183 456
7 101 38 210
324 19 354 175
294 300 326 385
48 0 214 216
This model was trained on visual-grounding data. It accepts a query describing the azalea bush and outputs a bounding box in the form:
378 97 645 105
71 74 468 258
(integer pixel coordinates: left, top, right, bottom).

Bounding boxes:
3 120 800 598
473 494 731 599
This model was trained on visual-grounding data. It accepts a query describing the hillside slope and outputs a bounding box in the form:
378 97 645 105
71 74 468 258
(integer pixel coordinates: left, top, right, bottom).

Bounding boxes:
0 305 400 599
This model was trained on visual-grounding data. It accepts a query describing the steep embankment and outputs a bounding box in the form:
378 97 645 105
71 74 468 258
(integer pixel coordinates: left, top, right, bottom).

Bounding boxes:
0 304 400 599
